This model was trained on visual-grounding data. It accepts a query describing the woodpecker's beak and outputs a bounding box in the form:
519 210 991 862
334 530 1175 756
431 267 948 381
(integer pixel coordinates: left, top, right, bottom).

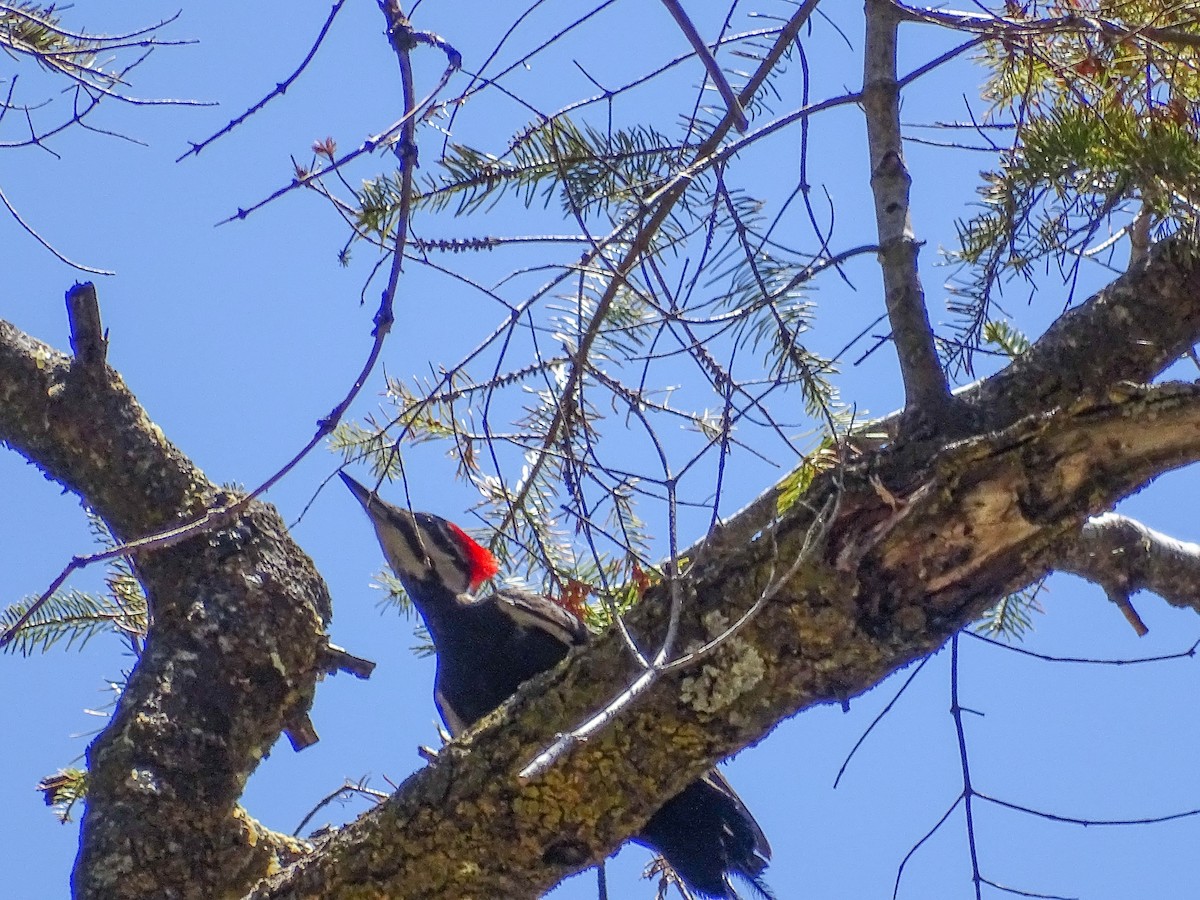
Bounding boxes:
339 471 404 545
338 470 375 510
339 471 479 597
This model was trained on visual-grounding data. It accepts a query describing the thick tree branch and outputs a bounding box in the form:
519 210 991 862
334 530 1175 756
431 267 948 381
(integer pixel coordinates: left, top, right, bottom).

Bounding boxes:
968 239 1200 429
0 316 333 899
248 379 1200 898
10 239 1200 900
697 235 1200 563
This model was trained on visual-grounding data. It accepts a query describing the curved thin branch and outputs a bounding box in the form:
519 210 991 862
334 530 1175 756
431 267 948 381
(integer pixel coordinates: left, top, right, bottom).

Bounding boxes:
0 186 115 275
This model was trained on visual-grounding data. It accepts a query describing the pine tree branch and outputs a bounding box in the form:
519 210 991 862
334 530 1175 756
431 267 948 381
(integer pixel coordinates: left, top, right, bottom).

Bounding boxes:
494 0 822 538
9 237 1200 900
693 235 1200 564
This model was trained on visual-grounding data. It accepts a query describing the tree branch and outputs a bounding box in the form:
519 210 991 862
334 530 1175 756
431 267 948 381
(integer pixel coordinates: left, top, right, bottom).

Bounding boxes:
0 315 334 899
695 235 1200 564
64 282 107 371
1056 512 1200 620
658 0 747 132
248 378 1200 898
12 240 1200 900
863 0 951 429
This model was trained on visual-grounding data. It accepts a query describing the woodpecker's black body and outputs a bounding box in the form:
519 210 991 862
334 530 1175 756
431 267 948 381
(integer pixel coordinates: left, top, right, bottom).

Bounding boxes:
341 473 773 900
425 584 589 737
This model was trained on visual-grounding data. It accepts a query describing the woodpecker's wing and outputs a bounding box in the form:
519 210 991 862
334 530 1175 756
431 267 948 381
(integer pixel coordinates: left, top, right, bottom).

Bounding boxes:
430 587 590 738
699 767 772 862
637 765 774 900
482 587 591 649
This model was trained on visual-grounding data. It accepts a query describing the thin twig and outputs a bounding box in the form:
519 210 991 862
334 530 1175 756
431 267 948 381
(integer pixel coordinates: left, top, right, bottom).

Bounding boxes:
292 778 388 837
177 0 350 161
0 185 115 275
495 0 823 540
520 482 838 781
658 0 747 132
893 797 963 900
216 35 460 226
833 652 934 789
976 791 1200 827
950 634 983 900
1 5 436 656
978 877 1078 900
965 632 1199 666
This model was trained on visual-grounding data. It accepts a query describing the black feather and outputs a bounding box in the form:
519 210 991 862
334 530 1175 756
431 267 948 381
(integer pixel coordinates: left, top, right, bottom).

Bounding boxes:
342 486 776 898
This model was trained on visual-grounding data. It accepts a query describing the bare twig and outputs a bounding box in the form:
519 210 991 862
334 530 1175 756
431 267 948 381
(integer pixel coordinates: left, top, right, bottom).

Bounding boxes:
893 797 963 900
833 652 934 789
975 791 1200 827
520 484 837 781
0 6 439 663
966 632 1199 666
949 635 984 900
178 0 351 161
213 24 460 225
658 0 747 132
292 777 387 837
495 0 823 539
0 185 115 275
978 877 1078 900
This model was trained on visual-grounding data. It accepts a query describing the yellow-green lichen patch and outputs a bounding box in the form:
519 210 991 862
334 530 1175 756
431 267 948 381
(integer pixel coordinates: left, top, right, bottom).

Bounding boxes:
678 611 767 716
791 604 857 656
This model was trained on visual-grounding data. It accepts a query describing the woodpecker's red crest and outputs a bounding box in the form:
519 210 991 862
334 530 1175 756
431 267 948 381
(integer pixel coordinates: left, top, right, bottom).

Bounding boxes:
339 472 497 597
444 521 499 592
341 470 773 900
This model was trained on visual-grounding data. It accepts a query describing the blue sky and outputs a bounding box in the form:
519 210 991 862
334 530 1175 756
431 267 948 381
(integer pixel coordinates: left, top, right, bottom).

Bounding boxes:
3 2 1199 898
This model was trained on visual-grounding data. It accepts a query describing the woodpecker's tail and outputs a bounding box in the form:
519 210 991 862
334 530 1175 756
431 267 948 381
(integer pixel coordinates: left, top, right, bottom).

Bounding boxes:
637 768 773 900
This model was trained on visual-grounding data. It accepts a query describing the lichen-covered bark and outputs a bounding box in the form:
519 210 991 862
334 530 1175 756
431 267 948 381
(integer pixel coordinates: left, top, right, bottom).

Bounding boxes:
246 382 1200 899
697 235 1200 561
6 236 1200 899
969 237 1200 429
1056 512 1200 616
0 318 330 900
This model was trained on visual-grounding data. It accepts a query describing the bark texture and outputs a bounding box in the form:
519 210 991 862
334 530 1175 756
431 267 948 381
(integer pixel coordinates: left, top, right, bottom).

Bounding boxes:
5 236 1200 899
0 315 329 899
245 381 1200 899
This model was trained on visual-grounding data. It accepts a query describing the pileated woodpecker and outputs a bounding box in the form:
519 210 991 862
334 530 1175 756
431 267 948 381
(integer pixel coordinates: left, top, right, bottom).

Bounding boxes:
341 473 773 900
